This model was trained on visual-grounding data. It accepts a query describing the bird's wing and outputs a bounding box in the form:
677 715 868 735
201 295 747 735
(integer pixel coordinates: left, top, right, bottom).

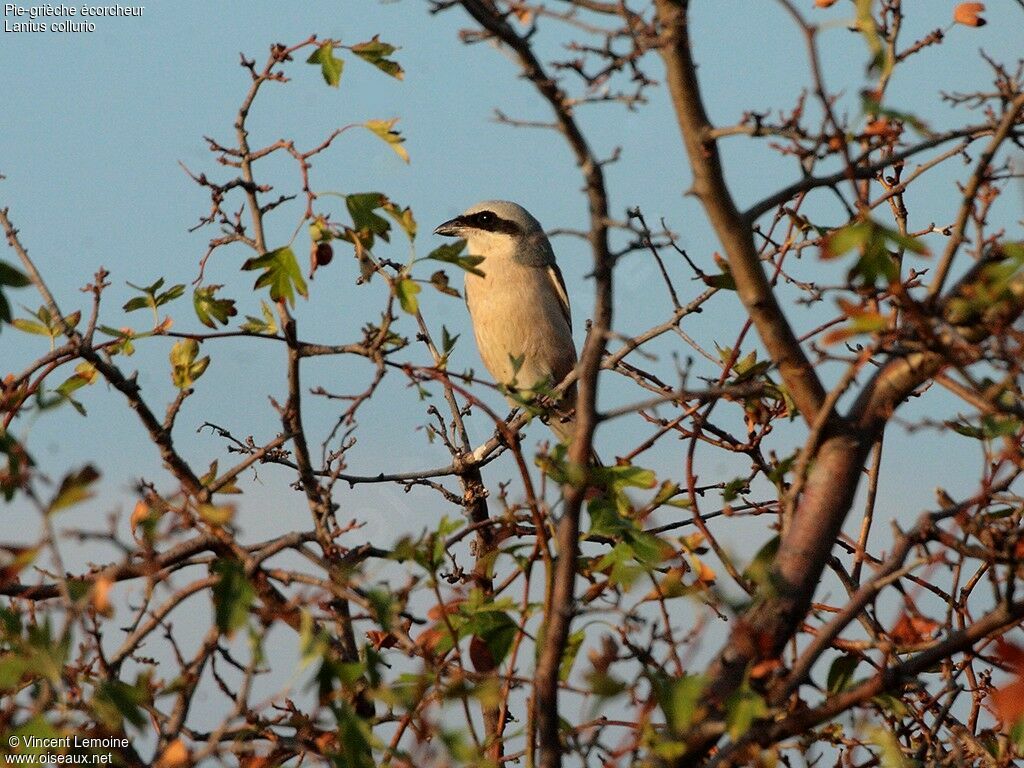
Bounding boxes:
546 263 572 331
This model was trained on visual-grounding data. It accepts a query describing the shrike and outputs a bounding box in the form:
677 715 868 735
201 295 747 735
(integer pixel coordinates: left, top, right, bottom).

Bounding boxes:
434 200 579 443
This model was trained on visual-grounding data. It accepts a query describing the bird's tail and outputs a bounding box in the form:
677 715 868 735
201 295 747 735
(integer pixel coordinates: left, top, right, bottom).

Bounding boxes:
549 413 603 468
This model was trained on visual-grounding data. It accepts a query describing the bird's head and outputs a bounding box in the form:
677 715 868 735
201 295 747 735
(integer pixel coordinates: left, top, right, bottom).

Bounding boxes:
434 200 555 266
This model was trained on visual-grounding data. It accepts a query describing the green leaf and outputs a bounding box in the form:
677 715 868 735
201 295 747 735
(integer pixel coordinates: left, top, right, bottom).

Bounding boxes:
308 216 332 244
13 307 80 339
0 656 30 692
367 588 395 631
241 300 278 334
426 240 485 277
9 717 62 754
869 726 911 768
396 277 420 314
855 0 890 77
169 338 210 389
946 419 983 439
827 654 860 694
587 670 627 698
124 277 186 313
650 480 691 510
382 200 416 240
198 503 234 526
193 285 237 329
0 261 31 288
1010 718 1024 751
823 222 873 258
350 35 404 79
92 678 148 731
241 246 308 307
49 465 100 513
947 416 1023 440
11 318 50 335
725 683 768 740
334 702 376 768
823 219 928 288
627 531 674 565
441 326 459 356
212 559 255 636
742 535 779 587
872 693 908 717
341 192 392 252
588 499 635 539
560 629 585 682
655 673 708 734
306 42 343 87
861 95 931 135
705 272 736 290
981 415 1021 438
0 433 33 502
55 361 98 399
722 476 748 503
592 464 657 494
732 350 771 382
0 263 31 330
592 544 643 587
467 610 517 668
364 118 409 163
299 609 329 668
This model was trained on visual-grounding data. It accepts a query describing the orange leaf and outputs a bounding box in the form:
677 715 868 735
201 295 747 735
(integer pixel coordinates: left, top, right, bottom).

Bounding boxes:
92 575 114 617
314 731 337 752
822 326 859 346
750 658 782 680
863 118 891 136
642 566 688 601
953 2 986 26
890 613 940 644
426 597 463 621
415 625 445 654
814 0 838 6
587 635 618 674
154 739 190 768
582 579 611 603
512 7 533 25
695 558 716 585
130 500 150 532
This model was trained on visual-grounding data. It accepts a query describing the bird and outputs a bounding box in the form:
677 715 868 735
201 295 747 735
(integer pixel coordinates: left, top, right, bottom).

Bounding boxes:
433 200 580 445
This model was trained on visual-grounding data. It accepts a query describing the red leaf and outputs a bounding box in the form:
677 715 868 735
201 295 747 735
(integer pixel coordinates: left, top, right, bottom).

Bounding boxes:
992 678 1024 725
366 630 398 651
995 638 1024 672
469 635 497 673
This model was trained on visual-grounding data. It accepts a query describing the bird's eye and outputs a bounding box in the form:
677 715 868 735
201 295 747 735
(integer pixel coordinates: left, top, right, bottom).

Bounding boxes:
477 211 496 227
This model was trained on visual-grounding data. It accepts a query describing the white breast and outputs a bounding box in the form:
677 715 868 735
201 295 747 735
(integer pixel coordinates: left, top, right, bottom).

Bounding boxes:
464 254 576 393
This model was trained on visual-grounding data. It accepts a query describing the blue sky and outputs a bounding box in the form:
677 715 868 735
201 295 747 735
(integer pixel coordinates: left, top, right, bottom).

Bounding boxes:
1 0 1022 684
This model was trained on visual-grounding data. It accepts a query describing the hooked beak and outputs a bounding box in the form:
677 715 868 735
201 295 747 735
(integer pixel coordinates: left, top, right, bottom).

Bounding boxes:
433 216 466 237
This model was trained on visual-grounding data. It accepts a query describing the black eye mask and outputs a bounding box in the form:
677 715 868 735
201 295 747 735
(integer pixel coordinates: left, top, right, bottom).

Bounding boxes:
466 211 521 235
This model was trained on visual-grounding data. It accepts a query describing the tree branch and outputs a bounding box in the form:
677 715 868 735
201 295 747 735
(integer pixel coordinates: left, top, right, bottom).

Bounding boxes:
652 0 826 424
